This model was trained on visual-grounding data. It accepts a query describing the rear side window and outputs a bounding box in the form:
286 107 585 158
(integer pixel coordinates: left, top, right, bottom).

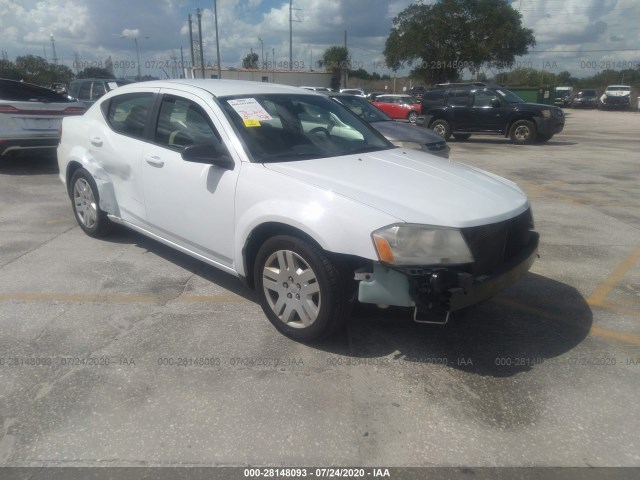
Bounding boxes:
422 89 445 106
0 79 72 102
91 82 106 100
104 92 154 139
78 82 91 100
448 89 471 106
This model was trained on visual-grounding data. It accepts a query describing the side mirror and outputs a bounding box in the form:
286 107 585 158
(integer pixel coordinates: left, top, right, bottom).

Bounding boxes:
181 143 234 170
491 98 501 108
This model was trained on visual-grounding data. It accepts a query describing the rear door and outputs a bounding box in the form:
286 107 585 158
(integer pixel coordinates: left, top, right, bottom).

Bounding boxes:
446 88 473 130
93 89 158 223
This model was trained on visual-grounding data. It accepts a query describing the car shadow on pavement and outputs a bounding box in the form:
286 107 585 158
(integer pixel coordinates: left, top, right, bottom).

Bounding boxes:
315 272 592 378
0 153 59 175
101 228 591 379
99 227 258 302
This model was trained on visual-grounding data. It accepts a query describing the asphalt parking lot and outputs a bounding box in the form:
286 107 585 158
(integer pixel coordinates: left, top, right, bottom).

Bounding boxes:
0 109 639 470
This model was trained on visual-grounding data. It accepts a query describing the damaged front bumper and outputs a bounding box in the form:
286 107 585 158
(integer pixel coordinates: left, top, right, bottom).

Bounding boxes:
356 231 539 319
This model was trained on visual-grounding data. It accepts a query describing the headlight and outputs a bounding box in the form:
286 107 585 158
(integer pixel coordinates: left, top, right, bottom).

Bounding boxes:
540 109 551 118
372 224 474 265
392 141 422 150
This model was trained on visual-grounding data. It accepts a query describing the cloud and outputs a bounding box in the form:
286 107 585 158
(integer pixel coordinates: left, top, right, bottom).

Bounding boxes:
0 0 637 79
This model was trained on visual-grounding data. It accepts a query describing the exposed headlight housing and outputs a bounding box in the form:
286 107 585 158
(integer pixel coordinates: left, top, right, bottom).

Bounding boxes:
540 109 551 118
372 224 474 266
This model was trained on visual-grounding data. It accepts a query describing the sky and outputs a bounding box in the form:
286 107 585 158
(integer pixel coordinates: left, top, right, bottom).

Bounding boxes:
1 0 638 80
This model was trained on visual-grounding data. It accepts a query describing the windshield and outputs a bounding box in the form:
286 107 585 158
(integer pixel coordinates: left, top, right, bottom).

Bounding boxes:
606 86 630 92
494 88 525 104
329 95 392 123
219 93 393 163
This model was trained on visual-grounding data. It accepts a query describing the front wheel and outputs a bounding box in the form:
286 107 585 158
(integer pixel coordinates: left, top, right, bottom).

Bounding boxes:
430 119 451 140
70 168 114 237
254 235 350 342
509 120 537 145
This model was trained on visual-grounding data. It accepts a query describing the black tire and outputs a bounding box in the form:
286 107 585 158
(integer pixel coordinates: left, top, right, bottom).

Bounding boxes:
253 235 350 342
69 168 114 237
407 111 418 124
509 120 537 145
453 133 471 141
535 134 553 143
430 119 451 140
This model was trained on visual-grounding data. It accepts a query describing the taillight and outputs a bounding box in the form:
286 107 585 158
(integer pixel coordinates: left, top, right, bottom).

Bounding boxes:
0 105 19 113
63 107 86 115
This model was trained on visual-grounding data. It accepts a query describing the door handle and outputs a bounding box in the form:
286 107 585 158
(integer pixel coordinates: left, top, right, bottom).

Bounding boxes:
145 156 165 167
90 136 103 147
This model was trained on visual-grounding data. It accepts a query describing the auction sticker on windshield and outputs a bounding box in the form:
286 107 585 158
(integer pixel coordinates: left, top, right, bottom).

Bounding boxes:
227 98 272 127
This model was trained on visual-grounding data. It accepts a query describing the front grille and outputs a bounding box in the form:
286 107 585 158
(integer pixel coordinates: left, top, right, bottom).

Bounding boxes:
461 208 534 275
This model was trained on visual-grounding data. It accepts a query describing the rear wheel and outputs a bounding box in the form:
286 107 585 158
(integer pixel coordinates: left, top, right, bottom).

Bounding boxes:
254 235 350 342
407 111 418 124
70 168 114 237
430 119 451 140
509 120 537 145
453 133 471 141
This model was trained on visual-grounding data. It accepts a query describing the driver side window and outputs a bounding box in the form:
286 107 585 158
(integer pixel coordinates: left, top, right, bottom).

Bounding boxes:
155 96 220 151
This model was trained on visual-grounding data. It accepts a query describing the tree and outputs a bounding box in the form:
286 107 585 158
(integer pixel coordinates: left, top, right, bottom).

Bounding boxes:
242 52 259 69
319 46 349 90
384 0 535 84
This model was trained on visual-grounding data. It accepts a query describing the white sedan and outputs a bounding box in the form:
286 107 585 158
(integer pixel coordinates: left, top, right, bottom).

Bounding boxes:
57 79 539 341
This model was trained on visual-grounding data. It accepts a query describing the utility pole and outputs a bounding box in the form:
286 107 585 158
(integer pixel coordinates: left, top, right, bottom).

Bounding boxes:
180 46 185 78
258 37 264 70
50 34 58 64
344 30 348 88
213 0 222 79
196 8 205 79
288 1 301 70
188 13 195 75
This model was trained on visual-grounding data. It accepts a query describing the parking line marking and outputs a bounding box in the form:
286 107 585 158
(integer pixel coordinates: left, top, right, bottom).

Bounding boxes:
587 243 640 306
0 292 249 304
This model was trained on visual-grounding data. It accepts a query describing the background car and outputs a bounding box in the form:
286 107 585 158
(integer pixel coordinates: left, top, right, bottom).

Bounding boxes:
68 78 133 107
599 85 631 109
366 91 386 102
339 88 366 97
371 94 422 123
0 78 85 157
300 86 333 92
570 89 598 108
422 83 565 144
324 92 449 158
57 79 537 341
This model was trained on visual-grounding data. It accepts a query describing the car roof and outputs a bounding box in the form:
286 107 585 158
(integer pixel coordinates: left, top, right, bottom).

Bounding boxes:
117 79 321 97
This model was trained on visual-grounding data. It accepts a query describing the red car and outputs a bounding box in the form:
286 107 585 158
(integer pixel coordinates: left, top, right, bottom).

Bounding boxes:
371 94 421 123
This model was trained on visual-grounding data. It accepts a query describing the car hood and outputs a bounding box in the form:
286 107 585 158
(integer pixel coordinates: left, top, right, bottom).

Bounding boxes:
370 120 444 144
264 149 528 227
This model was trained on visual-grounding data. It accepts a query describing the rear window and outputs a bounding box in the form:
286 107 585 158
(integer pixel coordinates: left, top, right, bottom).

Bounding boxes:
0 80 73 103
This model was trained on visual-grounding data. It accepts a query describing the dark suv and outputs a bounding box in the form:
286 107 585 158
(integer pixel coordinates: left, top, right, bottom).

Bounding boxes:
422 84 565 144
68 78 133 107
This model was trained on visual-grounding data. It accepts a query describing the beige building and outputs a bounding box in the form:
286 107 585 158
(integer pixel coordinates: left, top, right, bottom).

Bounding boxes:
189 67 333 88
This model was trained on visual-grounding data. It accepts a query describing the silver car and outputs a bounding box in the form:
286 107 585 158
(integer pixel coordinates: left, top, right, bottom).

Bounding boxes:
325 92 450 158
0 79 85 157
